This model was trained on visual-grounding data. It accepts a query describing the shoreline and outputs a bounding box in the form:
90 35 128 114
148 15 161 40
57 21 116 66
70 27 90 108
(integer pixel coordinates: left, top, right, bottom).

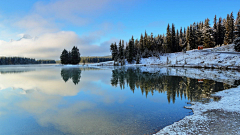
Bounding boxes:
154 86 240 135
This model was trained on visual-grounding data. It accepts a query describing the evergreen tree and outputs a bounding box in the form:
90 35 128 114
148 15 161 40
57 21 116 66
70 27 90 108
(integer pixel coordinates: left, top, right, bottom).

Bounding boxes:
186 26 190 50
217 17 225 45
224 13 235 44
234 10 240 38
127 37 134 63
179 27 183 46
176 29 180 52
118 40 125 65
166 23 172 52
60 49 69 64
140 34 144 52
192 23 197 49
213 15 218 46
171 23 176 52
71 46 81 64
203 18 214 48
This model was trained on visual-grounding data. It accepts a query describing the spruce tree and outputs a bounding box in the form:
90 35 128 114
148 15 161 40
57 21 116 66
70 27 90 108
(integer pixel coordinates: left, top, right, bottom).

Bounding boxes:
127 37 134 63
186 26 190 50
203 18 214 48
166 24 172 52
217 17 225 45
71 46 81 64
213 15 218 46
60 49 69 64
140 34 144 52
234 10 240 38
171 23 176 52
176 29 180 52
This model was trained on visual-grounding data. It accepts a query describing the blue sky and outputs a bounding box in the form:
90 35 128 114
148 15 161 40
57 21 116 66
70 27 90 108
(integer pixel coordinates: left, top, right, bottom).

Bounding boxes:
0 0 239 59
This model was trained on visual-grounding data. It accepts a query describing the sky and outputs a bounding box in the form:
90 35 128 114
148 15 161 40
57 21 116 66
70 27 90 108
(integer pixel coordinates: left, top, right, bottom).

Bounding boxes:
0 0 239 60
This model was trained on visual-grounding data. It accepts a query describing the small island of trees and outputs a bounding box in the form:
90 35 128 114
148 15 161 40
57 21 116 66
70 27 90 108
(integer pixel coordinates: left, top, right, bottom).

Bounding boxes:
60 46 81 65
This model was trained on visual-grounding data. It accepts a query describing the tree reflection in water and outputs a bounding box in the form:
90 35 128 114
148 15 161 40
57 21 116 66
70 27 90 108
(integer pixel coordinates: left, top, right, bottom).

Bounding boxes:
61 68 81 85
111 67 236 103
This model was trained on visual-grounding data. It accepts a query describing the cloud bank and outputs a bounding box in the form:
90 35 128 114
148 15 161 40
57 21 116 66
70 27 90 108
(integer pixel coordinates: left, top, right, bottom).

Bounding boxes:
0 31 116 59
0 0 132 59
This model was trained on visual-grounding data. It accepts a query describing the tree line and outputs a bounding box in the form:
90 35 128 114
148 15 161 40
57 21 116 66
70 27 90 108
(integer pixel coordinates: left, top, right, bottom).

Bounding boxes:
60 46 81 64
110 10 240 64
80 56 112 64
0 57 56 65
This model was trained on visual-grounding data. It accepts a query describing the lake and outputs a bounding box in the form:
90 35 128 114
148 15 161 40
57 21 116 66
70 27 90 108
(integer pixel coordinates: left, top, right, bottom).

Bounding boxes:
0 65 237 135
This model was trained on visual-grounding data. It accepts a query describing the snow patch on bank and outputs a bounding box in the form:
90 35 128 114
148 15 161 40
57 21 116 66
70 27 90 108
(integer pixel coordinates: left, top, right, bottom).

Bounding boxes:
155 85 240 135
93 44 240 69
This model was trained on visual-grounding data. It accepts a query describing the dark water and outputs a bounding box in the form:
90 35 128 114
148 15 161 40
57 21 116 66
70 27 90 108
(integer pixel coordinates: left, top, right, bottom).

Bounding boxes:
0 65 236 135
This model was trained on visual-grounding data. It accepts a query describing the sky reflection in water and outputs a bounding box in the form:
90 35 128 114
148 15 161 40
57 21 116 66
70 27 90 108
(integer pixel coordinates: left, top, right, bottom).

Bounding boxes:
0 66 232 135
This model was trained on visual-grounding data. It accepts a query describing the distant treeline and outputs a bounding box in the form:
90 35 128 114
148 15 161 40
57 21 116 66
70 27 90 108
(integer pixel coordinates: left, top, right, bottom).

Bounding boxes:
80 56 112 63
0 57 56 65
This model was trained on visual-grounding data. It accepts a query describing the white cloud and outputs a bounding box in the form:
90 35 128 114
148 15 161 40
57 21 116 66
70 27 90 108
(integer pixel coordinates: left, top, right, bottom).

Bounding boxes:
33 0 112 25
0 31 117 59
14 14 58 36
0 0 133 58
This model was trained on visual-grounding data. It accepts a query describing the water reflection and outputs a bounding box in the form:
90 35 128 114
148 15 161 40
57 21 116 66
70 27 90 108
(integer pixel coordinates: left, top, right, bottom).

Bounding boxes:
111 67 235 103
0 66 239 135
61 68 81 85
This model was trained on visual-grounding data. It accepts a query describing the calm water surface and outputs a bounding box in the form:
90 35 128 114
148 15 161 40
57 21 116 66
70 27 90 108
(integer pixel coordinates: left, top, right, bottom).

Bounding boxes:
0 65 235 135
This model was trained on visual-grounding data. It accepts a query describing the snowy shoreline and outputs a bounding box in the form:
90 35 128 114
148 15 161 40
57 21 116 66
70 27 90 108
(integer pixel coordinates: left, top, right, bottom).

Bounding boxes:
92 44 240 70
154 85 240 135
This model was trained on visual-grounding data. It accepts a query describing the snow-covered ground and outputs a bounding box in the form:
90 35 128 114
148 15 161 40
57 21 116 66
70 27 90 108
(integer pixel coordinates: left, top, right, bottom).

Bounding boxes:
92 44 240 69
154 86 240 135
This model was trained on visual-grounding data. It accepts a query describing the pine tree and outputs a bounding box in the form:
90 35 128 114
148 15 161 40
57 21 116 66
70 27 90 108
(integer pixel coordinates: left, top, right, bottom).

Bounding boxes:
217 17 225 45
224 13 235 44
176 29 180 52
127 37 134 63
110 42 118 62
224 14 231 44
140 34 144 52
166 23 172 52
230 12 235 42
213 15 218 46
60 49 69 64
118 40 123 63
189 25 195 49
186 26 190 50
71 46 81 64
203 18 214 48
234 10 240 38
192 23 197 49
171 23 176 52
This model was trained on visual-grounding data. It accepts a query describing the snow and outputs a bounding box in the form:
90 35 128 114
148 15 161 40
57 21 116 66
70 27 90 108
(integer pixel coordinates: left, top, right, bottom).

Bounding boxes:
92 44 240 69
154 85 240 135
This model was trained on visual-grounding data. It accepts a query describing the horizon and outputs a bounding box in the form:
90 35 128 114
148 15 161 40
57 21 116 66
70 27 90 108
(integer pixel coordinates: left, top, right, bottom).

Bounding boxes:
0 0 239 60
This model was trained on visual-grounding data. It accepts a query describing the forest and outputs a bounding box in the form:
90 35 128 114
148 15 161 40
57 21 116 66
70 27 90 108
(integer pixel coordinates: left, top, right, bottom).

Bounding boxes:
0 57 56 65
110 11 240 65
80 56 112 64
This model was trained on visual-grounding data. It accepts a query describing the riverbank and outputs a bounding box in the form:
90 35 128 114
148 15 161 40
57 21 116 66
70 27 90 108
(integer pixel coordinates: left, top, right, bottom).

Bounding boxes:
154 85 240 134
